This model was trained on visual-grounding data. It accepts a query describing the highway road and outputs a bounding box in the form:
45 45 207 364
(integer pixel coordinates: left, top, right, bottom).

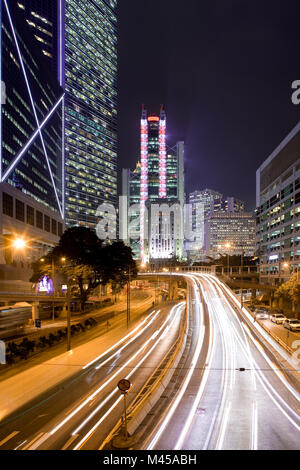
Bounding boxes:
0 273 299 450
254 316 300 350
144 273 300 450
0 301 185 450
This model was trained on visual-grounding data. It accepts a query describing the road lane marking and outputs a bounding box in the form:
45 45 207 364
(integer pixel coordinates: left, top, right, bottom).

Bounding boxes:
48 309 163 437
0 431 19 448
61 434 79 450
22 432 44 450
73 303 185 450
14 440 27 450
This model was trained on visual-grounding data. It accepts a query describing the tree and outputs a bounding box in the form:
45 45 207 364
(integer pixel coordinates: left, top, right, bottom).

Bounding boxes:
275 274 300 316
31 227 137 310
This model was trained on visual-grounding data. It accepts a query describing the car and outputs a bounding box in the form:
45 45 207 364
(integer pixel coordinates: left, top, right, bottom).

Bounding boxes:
270 313 286 324
283 318 300 332
255 310 269 320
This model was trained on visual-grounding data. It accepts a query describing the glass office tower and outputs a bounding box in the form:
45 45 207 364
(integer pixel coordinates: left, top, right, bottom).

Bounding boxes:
15 1 118 229
1 0 64 215
62 0 118 228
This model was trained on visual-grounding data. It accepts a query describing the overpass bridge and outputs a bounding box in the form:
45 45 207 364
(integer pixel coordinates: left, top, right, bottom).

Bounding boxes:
0 292 68 322
139 265 276 297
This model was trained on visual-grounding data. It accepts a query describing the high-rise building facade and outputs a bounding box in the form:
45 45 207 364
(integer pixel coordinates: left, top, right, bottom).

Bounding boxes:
2 1 64 214
62 0 117 228
16 1 58 75
19 1 118 230
204 211 256 259
16 1 118 229
256 121 300 285
187 189 245 261
123 108 185 262
0 1 64 282
187 189 222 261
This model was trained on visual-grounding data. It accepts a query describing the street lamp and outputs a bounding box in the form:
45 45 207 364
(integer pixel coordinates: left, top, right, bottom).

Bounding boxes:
40 256 67 321
224 243 231 275
11 237 28 250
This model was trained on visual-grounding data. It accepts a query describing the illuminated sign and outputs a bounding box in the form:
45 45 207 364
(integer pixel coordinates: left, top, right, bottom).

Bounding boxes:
148 116 159 122
159 116 167 198
37 275 53 294
140 116 148 262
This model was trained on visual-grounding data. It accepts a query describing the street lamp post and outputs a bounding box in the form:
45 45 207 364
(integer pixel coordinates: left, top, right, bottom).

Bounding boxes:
52 258 55 321
67 278 71 351
224 242 231 276
241 247 244 309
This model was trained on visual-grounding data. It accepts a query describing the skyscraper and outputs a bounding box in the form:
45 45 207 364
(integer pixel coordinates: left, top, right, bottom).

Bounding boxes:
2 1 64 215
256 121 300 285
0 0 64 282
123 107 185 262
17 1 118 229
62 0 118 228
204 211 256 259
187 189 249 262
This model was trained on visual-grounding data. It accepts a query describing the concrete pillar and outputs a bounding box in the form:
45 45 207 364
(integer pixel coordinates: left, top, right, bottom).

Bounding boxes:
32 302 39 321
169 280 178 300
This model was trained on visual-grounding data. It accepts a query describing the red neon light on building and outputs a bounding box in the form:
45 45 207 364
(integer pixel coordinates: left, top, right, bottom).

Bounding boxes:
148 116 159 122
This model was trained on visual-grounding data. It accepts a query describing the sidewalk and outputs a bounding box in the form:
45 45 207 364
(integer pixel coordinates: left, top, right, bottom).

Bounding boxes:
0 290 156 422
14 289 153 341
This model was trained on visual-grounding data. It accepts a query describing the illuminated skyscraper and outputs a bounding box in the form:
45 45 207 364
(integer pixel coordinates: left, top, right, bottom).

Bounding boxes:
0 1 64 283
123 108 185 262
14 1 118 229
61 0 118 228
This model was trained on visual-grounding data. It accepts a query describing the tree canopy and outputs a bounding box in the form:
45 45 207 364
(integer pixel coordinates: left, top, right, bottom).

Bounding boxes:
30 227 137 308
275 274 300 303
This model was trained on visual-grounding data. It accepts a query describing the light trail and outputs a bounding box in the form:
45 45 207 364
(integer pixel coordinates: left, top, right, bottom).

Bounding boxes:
147 276 206 450
195 274 255 450
83 308 158 369
207 274 300 402
47 310 162 438
174 276 214 450
72 303 185 450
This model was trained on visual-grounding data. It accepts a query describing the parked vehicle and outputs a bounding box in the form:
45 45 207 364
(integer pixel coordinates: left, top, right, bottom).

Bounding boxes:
283 318 300 332
254 307 269 320
255 311 269 320
270 313 286 324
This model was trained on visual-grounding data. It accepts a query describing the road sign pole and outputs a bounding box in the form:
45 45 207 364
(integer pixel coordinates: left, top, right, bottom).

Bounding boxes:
123 392 128 440
67 280 71 351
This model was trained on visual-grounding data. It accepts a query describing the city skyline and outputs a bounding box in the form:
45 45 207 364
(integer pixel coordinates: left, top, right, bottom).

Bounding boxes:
0 0 299 456
118 0 300 210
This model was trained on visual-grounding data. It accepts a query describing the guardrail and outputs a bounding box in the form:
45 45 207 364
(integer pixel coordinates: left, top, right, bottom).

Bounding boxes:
100 301 188 448
220 284 295 357
246 308 294 356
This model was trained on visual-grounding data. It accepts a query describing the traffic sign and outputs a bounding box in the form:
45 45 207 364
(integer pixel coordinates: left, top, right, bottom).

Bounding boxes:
117 378 131 393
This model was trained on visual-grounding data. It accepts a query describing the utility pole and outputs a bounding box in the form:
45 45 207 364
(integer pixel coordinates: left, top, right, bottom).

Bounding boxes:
52 257 55 321
67 279 71 351
241 247 244 309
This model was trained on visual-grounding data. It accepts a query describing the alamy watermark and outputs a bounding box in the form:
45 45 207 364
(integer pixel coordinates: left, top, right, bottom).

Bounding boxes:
0 340 6 364
1 81 6 105
291 80 300 105
96 197 204 247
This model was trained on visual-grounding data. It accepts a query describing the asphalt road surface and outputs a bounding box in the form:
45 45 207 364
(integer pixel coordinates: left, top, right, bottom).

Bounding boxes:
144 273 300 450
0 301 185 450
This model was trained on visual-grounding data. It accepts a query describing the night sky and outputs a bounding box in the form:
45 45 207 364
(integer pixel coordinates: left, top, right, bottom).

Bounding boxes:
117 0 300 210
